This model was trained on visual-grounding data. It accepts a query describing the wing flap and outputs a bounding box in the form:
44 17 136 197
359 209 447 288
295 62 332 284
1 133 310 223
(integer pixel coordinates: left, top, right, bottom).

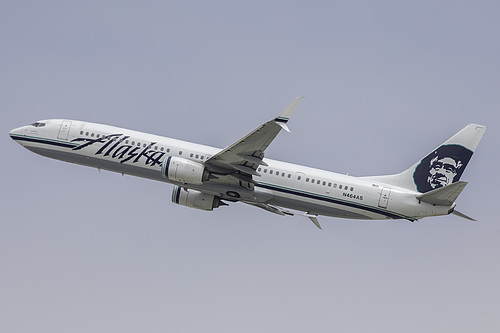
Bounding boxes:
230 163 261 176
237 153 268 166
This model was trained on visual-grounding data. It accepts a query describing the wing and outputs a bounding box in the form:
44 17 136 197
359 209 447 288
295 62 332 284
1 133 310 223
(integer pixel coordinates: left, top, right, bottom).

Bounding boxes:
204 97 303 187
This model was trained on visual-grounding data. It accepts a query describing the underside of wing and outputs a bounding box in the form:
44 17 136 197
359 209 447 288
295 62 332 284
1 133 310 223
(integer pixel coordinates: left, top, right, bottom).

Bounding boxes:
242 201 323 230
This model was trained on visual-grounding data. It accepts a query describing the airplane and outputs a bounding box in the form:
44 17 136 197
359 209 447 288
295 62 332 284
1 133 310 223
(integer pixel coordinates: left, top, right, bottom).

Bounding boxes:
9 98 486 229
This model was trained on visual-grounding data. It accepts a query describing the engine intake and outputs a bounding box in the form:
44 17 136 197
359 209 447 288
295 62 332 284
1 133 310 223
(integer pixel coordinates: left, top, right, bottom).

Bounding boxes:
171 186 223 211
162 156 209 185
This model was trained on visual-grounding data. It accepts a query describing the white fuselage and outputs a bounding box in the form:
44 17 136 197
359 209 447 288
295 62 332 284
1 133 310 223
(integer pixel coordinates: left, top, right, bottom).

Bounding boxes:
9 119 452 221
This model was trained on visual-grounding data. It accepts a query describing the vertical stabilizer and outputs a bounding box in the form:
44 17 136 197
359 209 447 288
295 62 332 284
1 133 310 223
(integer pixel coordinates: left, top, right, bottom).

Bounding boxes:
365 124 486 193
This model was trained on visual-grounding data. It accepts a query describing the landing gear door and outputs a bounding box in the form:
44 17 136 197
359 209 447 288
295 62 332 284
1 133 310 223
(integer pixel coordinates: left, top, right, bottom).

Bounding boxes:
58 121 72 140
378 188 391 208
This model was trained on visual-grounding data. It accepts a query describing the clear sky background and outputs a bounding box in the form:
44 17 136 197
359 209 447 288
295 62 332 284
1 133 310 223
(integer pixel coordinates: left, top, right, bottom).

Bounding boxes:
1 1 499 332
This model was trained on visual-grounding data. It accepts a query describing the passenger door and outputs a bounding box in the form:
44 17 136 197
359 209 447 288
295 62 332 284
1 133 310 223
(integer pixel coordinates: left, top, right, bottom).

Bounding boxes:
57 121 72 140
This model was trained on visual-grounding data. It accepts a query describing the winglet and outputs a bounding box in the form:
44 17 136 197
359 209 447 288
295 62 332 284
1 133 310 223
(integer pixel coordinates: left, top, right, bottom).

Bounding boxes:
274 97 304 124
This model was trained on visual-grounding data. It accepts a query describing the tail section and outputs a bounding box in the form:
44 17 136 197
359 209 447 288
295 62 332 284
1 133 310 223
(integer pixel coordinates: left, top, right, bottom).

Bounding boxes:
366 124 486 193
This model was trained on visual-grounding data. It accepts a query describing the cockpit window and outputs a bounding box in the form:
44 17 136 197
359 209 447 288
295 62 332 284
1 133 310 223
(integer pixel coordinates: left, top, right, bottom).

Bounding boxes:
31 122 46 128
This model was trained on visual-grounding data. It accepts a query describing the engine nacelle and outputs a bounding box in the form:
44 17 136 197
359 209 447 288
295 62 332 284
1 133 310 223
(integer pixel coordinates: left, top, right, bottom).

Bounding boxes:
171 186 223 211
161 156 209 185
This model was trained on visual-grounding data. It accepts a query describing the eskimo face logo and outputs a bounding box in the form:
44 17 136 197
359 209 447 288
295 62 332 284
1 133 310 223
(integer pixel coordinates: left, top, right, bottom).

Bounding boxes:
427 155 462 188
413 144 473 193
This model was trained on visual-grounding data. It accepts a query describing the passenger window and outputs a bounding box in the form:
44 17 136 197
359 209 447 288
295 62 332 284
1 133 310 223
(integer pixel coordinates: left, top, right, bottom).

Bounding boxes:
350 187 354 191
132 141 135 145
80 131 83 135
91 133 94 137
190 153 194 157
282 173 285 177
306 178 309 182
339 185 343 189
264 169 267 173
195 154 199 159
288 174 291 178
311 179 315 183
86 132 89 136
334 184 337 188
317 180 320 184
270 170 273 175
179 151 182 155
323 181 326 185
258 168 262 172
297 176 301 180
167 148 170 152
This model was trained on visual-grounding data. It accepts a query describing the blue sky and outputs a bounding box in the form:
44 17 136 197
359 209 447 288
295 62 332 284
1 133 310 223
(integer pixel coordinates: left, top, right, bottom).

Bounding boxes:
1 1 499 332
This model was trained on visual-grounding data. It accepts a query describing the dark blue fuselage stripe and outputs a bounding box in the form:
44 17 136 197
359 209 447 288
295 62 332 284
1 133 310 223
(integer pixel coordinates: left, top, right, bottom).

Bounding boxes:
10 135 77 149
255 183 406 220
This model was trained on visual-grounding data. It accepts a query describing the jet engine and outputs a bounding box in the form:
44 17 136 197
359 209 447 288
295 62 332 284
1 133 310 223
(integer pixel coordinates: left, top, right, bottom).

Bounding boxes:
161 156 210 185
171 186 224 211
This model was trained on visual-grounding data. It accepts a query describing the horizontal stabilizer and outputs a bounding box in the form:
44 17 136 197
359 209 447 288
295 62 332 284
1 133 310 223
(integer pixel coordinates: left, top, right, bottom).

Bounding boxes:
416 181 468 206
452 210 477 221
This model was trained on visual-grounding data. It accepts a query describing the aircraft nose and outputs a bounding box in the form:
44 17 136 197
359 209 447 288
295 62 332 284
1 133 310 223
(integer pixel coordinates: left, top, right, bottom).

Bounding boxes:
9 126 27 140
